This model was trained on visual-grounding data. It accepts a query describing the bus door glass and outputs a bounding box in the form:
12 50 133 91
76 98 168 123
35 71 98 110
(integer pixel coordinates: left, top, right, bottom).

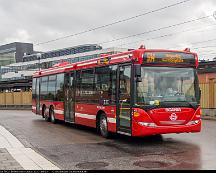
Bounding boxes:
36 78 40 114
117 65 132 134
64 72 75 122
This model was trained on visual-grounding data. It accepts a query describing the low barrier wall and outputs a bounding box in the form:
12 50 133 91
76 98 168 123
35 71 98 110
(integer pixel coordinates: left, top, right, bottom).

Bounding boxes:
0 91 32 109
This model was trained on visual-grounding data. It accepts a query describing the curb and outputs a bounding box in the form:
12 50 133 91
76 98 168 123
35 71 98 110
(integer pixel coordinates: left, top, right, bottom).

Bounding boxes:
201 115 216 121
0 106 31 110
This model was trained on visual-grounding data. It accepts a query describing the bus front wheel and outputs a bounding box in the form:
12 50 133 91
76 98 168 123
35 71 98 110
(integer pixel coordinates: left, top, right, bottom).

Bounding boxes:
50 107 56 124
99 114 109 138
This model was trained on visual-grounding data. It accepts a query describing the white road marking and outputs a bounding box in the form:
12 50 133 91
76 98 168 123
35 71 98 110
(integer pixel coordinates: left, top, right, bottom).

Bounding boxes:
0 125 60 170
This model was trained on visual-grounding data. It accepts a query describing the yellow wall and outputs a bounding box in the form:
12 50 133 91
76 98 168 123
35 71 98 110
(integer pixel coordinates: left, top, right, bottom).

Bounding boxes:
0 85 214 109
199 83 216 109
0 91 32 106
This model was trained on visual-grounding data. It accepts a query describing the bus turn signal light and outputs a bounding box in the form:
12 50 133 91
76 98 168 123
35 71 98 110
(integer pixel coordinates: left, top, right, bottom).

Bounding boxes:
133 111 140 117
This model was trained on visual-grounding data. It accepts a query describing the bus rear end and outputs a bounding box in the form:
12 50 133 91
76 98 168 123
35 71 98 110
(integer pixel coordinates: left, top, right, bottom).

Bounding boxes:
131 50 201 136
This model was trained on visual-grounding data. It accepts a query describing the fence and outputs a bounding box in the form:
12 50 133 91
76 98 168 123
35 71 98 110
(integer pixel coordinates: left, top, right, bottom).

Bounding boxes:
200 83 216 109
0 91 32 108
0 86 215 112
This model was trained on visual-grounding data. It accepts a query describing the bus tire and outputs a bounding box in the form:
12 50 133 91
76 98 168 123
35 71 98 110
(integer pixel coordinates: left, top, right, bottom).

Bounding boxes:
44 108 50 122
99 113 109 138
42 105 46 118
50 107 56 124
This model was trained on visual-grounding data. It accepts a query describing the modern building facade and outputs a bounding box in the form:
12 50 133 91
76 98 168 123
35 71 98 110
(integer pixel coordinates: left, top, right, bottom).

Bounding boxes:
0 42 33 66
1 47 128 77
23 44 102 62
0 46 129 91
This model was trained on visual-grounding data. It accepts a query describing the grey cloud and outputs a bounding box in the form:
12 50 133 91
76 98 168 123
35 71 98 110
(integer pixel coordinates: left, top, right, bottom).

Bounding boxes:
0 0 216 59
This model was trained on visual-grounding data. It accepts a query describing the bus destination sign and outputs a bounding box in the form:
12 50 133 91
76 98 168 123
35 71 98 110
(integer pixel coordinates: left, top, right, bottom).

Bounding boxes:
143 52 195 65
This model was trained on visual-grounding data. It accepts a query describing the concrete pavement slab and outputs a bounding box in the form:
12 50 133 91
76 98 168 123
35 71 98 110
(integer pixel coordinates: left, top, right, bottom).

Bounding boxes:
0 125 60 170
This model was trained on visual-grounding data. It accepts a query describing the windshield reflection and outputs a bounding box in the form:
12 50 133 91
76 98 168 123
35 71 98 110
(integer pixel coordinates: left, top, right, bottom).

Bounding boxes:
136 67 198 106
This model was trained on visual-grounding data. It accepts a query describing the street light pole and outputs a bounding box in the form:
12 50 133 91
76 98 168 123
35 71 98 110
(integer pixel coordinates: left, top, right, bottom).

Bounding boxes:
36 53 41 71
213 11 216 20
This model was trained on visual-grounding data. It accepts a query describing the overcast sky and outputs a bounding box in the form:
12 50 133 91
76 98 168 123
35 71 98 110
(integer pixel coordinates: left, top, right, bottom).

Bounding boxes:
0 0 216 60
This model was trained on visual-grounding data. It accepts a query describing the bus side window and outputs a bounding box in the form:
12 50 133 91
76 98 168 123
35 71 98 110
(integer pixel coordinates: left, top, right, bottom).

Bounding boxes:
76 69 95 103
32 78 36 99
40 76 48 100
55 73 64 101
119 66 131 103
95 65 117 105
47 75 56 100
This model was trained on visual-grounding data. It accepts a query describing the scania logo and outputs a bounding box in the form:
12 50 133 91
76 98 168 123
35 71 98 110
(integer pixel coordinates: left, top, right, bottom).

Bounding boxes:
165 108 181 112
169 113 178 121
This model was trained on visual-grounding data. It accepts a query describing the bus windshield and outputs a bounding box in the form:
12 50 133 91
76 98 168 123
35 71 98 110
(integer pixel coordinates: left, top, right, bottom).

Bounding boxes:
136 67 199 107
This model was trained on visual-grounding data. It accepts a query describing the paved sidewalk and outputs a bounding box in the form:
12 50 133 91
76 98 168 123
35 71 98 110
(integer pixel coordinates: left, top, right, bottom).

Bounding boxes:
0 149 23 170
0 125 60 170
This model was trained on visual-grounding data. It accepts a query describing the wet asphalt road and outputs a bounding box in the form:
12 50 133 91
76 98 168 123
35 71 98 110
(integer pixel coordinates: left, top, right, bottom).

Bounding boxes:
0 110 215 170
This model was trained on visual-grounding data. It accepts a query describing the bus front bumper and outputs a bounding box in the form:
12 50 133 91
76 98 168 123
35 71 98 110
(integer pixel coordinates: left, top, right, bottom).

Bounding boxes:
132 120 201 137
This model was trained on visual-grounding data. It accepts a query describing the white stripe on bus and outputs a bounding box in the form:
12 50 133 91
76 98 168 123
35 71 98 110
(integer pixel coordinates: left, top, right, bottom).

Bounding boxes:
107 117 116 124
76 54 132 67
75 113 116 124
75 113 96 120
76 61 97 67
55 109 64 114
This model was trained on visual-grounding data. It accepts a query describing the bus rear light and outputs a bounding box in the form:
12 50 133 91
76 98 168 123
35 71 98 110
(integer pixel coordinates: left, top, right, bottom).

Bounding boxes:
138 122 157 127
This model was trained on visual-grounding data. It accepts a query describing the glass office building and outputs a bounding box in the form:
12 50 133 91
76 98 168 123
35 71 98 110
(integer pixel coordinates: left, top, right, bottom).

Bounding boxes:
0 46 129 81
0 42 33 65
0 53 16 66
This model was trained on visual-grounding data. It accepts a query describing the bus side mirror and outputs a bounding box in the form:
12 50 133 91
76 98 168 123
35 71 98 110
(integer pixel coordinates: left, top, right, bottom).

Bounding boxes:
134 64 142 82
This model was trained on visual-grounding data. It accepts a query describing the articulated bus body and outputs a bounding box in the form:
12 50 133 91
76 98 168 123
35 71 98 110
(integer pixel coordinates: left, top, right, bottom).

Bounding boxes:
32 47 201 137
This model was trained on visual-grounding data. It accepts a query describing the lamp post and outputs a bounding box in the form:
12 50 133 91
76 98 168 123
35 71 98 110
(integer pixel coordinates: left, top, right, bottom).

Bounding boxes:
36 53 41 71
213 11 216 20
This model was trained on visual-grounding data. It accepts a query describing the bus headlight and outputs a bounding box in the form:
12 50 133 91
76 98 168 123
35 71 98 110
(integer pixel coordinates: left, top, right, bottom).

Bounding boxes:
138 122 157 127
187 120 200 125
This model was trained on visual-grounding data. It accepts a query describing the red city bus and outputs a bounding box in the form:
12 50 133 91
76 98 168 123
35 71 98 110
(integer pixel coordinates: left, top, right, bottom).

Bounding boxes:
32 47 201 138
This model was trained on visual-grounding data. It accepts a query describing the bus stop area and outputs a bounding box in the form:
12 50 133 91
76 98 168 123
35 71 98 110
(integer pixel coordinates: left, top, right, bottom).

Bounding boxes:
0 110 215 170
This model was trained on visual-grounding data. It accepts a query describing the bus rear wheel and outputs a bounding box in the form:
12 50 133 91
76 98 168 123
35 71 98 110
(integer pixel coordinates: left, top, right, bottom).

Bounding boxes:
42 105 46 118
44 108 50 122
99 114 109 138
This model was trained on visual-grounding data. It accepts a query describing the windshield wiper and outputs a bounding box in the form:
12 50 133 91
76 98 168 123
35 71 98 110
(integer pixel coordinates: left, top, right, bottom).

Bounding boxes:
142 104 159 110
161 100 198 109
184 101 199 109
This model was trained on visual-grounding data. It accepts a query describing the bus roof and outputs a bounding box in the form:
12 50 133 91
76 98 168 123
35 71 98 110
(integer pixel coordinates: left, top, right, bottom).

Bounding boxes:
33 48 198 78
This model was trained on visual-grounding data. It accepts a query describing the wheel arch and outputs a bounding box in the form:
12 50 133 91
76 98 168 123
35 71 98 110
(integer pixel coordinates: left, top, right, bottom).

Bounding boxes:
49 105 55 116
96 110 106 130
42 104 46 117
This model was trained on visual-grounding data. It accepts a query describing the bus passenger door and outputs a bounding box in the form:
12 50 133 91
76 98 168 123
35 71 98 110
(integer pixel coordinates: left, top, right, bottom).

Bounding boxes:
117 65 132 135
36 78 40 114
64 73 75 122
